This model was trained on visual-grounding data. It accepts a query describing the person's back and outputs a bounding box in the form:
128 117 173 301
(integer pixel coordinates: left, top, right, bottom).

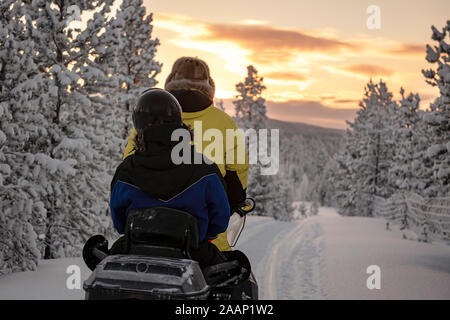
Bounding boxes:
110 89 230 268
123 57 249 252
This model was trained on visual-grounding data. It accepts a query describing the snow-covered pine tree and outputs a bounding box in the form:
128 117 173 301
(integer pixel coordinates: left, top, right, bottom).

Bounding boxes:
233 65 294 220
26 0 116 258
364 80 398 200
317 156 340 206
0 0 43 275
333 80 398 216
388 89 430 194
233 65 267 130
411 113 436 197
248 164 274 217
108 0 162 139
269 175 295 221
298 173 310 201
422 21 450 196
278 133 305 201
331 133 358 215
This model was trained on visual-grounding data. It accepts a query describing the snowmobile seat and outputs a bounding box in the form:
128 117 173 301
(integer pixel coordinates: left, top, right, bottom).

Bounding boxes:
124 207 199 259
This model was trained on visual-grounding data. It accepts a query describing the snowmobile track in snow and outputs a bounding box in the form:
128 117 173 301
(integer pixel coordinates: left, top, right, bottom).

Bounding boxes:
237 216 326 299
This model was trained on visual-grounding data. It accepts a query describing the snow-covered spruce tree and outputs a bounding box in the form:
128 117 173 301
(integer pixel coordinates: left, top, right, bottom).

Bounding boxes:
248 164 275 217
363 80 398 200
333 80 398 216
331 133 358 215
248 164 294 221
388 89 431 195
317 156 340 206
269 173 295 221
421 21 450 196
25 0 116 258
298 173 310 200
312 136 343 203
233 65 294 220
0 0 44 274
278 133 305 201
108 0 161 139
233 65 267 130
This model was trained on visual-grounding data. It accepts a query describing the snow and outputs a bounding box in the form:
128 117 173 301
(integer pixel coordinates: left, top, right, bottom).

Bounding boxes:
0 129 6 144
0 207 449 300
318 211 450 299
236 208 450 299
427 144 447 158
0 258 90 300
54 138 89 152
34 153 77 176
425 44 440 63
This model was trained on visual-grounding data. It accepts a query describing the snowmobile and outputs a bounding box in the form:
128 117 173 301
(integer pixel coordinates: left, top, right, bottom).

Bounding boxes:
82 199 258 300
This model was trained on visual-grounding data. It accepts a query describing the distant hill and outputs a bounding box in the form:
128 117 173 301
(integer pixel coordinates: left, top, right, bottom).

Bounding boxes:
266 118 345 137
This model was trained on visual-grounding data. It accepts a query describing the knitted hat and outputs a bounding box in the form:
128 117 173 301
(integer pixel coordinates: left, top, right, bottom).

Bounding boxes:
164 57 215 100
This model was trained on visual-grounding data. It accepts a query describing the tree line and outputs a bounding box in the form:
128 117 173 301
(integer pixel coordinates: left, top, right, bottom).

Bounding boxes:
324 21 449 217
0 0 160 275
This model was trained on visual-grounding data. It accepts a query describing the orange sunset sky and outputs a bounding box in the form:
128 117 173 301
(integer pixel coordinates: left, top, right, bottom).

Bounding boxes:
130 0 449 129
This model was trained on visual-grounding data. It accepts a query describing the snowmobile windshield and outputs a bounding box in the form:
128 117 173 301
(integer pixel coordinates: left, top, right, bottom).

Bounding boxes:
227 213 246 247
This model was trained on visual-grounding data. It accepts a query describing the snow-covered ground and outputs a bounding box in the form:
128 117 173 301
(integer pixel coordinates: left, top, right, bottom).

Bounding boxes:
0 207 449 299
237 207 450 299
0 257 89 300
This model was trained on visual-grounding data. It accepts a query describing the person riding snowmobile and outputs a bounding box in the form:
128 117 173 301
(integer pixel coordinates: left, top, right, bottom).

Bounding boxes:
123 57 249 252
109 88 229 268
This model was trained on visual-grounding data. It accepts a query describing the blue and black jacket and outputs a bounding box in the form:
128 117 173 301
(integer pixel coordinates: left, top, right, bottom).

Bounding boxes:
110 124 230 241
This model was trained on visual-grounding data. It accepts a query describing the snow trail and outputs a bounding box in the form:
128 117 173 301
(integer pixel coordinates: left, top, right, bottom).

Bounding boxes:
236 208 450 299
236 217 326 299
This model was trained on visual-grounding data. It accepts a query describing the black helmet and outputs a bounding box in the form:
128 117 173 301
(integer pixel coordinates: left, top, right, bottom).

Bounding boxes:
132 88 182 130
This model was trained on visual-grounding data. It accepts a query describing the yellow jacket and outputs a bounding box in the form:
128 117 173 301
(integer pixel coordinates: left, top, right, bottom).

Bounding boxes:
123 104 249 251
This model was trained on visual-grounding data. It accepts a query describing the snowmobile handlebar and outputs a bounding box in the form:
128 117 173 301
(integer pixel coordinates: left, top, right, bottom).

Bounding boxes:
83 235 110 271
92 246 108 260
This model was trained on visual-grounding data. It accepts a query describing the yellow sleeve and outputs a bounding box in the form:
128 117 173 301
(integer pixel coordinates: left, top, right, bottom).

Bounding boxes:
123 127 137 160
225 120 249 189
211 233 232 251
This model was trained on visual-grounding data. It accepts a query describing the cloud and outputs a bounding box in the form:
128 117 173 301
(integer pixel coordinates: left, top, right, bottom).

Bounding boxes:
201 23 357 63
333 99 358 104
340 64 395 77
203 24 354 52
239 19 268 26
386 43 425 57
264 71 308 81
152 12 427 119
154 13 358 65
